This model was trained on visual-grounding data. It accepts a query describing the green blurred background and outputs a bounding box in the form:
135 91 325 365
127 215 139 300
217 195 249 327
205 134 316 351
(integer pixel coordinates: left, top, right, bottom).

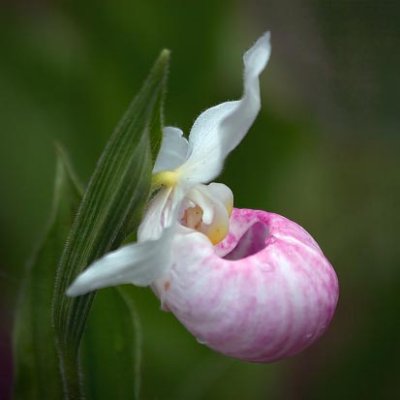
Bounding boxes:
1 0 399 399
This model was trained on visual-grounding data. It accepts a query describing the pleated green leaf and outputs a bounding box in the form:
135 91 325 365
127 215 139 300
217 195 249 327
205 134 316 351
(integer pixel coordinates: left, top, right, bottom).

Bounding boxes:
12 146 83 400
82 287 142 400
51 50 169 398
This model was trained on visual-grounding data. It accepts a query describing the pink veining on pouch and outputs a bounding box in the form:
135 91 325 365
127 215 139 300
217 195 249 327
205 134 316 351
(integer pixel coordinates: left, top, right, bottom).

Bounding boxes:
154 208 339 362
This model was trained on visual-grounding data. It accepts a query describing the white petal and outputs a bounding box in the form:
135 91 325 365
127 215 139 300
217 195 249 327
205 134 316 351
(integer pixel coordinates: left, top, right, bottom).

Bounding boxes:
66 227 175 296
206 183 233 215
153 127 189 173
137 187 172 241
138 185 185 241
181 32 271 183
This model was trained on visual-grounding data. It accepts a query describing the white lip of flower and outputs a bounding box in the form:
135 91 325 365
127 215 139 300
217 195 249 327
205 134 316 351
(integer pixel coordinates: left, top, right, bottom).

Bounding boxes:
67 32 271 297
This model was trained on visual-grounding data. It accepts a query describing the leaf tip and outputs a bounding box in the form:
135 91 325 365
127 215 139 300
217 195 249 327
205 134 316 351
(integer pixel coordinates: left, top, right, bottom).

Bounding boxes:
160 48 171 62
154 49 170 74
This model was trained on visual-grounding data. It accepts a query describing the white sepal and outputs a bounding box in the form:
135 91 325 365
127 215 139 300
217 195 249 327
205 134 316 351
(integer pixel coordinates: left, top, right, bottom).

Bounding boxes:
66 227 174 296
181 32 271 184
153 127 189 173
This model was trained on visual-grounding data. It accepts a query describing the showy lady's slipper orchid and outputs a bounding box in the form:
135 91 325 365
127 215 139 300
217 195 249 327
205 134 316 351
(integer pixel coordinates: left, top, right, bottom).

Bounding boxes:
67 33 339 363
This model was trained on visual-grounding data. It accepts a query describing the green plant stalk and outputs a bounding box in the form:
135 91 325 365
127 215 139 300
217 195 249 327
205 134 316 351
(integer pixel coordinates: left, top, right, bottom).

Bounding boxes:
51 50 169 398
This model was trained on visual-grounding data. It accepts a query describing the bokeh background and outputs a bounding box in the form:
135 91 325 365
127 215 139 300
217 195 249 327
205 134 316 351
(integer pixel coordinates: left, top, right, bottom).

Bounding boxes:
1 0 399 399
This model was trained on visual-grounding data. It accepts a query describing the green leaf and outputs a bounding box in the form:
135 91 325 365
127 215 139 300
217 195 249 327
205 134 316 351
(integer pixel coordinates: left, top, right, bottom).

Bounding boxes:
12 145 83 400
148 63 167 162
82 287 142 400
51 49 170 398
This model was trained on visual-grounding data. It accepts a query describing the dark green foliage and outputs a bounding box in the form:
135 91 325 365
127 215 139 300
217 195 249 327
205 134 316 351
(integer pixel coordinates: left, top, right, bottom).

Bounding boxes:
13 147 82 399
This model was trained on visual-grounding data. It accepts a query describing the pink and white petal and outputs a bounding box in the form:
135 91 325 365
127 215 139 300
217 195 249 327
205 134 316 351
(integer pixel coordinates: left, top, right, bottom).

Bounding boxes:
67 226 175 297
181 32 271 184
154 208 338 363
153 127 189 173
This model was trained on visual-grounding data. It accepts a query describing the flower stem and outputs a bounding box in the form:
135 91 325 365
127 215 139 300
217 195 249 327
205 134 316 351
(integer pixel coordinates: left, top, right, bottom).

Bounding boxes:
57 345 83 400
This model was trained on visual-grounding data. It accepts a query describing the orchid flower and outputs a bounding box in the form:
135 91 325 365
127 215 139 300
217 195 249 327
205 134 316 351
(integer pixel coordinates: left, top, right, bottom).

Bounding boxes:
67 32 339 362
